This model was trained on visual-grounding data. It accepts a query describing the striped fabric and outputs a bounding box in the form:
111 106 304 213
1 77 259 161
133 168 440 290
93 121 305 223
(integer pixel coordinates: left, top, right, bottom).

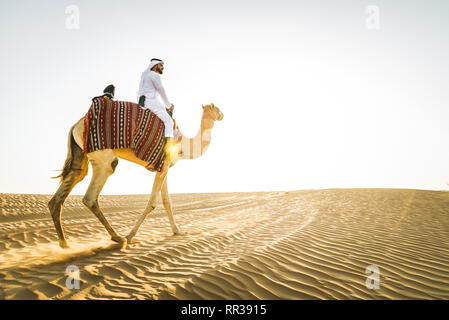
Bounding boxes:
83 97 174 172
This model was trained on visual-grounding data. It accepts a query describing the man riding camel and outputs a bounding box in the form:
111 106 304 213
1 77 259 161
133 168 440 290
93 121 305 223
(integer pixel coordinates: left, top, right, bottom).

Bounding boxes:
138 58 176 151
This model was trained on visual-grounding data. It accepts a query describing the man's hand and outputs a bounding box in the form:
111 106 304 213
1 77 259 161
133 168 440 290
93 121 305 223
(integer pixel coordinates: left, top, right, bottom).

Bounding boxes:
167 104 175 112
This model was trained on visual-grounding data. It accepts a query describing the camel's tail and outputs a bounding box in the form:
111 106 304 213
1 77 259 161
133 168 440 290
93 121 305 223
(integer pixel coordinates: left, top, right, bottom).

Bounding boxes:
52 124 88 183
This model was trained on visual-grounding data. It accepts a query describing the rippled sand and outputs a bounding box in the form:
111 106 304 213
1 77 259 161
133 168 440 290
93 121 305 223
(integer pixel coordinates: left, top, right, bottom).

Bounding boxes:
0 189 448 299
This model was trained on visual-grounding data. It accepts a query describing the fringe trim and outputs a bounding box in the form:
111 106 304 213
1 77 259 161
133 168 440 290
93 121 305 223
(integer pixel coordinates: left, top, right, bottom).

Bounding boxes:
83 106 91 154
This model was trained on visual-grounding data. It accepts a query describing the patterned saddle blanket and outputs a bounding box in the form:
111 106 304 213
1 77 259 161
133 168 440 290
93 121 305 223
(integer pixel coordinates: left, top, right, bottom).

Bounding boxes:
83 97 182 172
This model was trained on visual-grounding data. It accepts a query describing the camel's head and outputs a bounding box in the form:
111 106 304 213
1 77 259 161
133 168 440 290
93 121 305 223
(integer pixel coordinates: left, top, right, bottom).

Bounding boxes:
202 103 224 121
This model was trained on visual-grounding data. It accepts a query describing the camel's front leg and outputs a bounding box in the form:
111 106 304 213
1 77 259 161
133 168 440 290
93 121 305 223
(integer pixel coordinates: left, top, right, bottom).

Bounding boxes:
126 160 169 243
161 177 184 235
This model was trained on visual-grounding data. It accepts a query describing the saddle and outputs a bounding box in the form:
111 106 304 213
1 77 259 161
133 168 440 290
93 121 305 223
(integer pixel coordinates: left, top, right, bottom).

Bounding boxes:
84 97 182 172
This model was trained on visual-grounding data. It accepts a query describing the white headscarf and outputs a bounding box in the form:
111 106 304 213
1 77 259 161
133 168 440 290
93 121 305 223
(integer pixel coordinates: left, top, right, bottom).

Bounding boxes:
148 59 164 71
137 59 164 98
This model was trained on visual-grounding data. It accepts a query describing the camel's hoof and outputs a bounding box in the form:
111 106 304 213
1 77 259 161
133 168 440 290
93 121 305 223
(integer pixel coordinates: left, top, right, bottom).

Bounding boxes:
59 240 69 249
125 234 135 244
111 236 127 249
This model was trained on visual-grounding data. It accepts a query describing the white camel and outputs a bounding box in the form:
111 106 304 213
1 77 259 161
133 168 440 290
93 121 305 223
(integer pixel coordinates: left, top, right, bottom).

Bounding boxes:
48 103 223 248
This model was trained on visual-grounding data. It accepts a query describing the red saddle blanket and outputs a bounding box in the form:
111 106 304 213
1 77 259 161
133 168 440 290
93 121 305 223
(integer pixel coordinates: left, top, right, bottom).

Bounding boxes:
83 98 181 172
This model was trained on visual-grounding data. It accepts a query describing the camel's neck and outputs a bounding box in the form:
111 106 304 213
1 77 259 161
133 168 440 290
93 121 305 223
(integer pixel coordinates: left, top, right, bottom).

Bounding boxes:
180 112 215 159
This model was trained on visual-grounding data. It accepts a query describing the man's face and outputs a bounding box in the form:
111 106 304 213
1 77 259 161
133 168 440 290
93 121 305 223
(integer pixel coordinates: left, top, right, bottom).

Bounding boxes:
156 63 164 74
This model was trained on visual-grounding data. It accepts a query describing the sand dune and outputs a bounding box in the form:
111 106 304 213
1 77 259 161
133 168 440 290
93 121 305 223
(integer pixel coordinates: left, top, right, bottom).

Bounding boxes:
0 189 448 299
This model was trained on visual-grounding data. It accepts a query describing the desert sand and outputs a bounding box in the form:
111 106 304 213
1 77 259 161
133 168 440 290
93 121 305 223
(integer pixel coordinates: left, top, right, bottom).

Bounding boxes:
0 189 448 300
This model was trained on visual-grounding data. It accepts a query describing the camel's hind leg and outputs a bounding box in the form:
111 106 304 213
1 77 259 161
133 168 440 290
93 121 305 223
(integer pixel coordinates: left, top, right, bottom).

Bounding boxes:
83 150 126 247
49 167 88 248
48 132 88 249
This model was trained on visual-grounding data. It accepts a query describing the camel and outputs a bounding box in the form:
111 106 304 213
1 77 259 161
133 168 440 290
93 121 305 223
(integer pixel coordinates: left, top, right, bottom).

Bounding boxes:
48 103 223 249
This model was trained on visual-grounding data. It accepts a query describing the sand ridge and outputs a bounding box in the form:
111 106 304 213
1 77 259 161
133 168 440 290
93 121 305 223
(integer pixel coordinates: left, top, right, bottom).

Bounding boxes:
0 189 448 299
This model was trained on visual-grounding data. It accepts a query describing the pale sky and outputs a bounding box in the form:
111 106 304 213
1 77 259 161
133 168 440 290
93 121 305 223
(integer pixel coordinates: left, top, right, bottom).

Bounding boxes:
1 0 448 195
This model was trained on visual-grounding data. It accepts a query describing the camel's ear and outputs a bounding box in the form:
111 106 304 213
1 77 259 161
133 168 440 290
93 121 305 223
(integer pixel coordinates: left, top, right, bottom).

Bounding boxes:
202 104 205 110
211 103 215 107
